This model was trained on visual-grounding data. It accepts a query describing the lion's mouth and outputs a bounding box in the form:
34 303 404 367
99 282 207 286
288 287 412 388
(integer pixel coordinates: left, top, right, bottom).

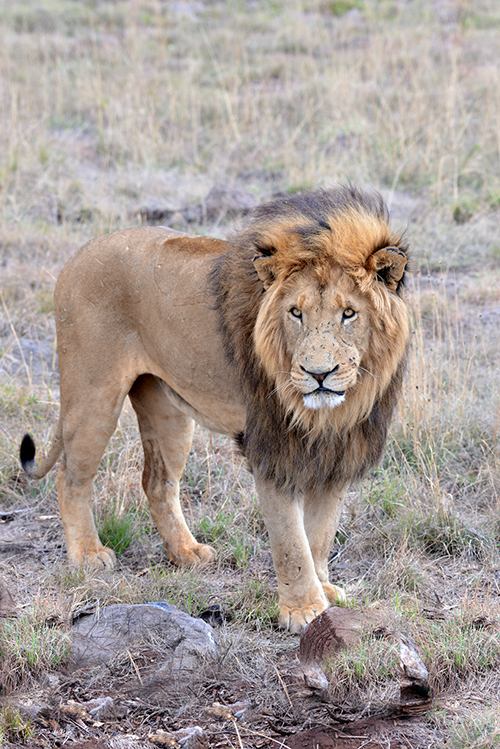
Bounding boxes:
314 385 346 396
303 389 346 410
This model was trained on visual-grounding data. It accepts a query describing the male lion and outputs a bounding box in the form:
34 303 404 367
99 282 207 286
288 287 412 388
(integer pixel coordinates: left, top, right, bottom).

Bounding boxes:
20 186 409 633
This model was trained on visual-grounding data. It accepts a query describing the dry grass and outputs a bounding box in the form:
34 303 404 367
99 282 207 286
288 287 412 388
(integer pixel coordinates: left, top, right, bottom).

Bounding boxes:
1 0 500 746
0 591 71 693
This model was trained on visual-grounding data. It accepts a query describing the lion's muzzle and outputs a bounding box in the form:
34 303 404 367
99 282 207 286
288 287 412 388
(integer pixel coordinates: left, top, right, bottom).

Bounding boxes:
298 365 347 409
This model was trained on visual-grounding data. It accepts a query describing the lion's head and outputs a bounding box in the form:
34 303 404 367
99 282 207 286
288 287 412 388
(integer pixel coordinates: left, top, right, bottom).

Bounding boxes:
213 186 409 491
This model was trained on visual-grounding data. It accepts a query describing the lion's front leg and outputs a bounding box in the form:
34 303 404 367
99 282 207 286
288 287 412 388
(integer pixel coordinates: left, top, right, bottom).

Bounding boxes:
254 477 329 633
303 485 347 606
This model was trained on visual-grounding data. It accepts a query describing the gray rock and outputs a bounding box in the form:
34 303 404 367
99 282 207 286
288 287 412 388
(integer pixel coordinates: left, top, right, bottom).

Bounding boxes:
70 603 217 681
85 696 127 720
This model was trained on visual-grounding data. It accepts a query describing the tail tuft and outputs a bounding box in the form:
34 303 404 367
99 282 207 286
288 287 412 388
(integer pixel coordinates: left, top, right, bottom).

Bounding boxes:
20 433 36 475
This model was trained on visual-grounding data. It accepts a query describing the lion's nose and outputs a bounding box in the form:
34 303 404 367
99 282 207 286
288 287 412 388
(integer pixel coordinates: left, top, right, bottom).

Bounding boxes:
300 365 339 385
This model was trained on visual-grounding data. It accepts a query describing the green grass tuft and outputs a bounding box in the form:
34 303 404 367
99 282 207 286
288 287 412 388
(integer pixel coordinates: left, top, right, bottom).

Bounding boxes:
0 703 33 743
97 505 143 556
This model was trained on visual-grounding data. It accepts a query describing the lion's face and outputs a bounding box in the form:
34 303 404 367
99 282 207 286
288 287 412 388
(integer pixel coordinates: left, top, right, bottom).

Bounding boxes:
253 249 408 433
281 267 369 411
255 265 372 416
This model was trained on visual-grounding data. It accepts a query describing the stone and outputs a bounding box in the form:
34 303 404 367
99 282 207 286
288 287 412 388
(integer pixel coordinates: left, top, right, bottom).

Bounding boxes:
70 603 217 683
148 726 205 748
399 635 431 700
299 607 366 693
85 696 127 721
299 607 365 665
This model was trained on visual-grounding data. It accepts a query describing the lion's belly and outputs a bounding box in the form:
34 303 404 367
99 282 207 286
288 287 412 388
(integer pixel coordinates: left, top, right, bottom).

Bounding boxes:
158 378 246 436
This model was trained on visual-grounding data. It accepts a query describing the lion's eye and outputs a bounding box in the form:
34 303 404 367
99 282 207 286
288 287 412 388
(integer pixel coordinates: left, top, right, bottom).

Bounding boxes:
342 308 356 321
290 307 302 320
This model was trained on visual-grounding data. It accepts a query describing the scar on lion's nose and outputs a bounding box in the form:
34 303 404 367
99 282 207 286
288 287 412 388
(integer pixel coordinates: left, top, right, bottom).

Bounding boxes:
300 364 339 384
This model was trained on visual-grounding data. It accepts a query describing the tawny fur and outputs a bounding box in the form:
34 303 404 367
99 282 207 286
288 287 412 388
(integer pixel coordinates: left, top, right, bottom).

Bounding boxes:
20 186 409 634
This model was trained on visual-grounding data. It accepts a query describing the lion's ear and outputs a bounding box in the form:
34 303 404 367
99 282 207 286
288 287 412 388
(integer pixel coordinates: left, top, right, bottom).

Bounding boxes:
367 247 407 292
253 253 276 290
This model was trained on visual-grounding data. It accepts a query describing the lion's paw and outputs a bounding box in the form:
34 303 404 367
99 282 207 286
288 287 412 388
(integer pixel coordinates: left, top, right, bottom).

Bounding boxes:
170 542 216 568
94 547 117 570
278 600 328 634
322 583 347 605
69 546 117 571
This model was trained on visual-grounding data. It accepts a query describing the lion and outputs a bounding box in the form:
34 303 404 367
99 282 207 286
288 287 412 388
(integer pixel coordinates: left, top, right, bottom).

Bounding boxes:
20 186 409 633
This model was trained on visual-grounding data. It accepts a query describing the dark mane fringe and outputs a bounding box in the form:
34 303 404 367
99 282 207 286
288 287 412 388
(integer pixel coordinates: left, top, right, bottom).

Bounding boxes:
211 186 407 493
247 184 389 239
238 359 405 492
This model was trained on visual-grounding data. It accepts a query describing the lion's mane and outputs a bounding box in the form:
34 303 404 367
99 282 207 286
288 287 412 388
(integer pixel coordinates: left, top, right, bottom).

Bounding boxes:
212 186 409 494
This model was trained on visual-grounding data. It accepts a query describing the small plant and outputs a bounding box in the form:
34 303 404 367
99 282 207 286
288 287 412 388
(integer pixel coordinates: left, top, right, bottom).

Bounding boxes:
148 566 212 616
410 508 493 559
0 703 33 743
377 501 495 562
438 711 500 748
197 506 237 544
374 544 427 595
97 504 142 555
452 202 475 224
326 632 400 700
224 530 255 569
365 469 409 518
322 0 363 16
419 615 500 693
0 595 71 691
196 500 257 569
228 576 280 628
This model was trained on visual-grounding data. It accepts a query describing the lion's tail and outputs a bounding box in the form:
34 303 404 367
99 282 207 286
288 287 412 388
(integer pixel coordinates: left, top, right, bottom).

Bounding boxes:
20 421 63 480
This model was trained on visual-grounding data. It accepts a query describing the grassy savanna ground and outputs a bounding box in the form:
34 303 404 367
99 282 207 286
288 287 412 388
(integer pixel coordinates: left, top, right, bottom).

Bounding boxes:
2 0 500 746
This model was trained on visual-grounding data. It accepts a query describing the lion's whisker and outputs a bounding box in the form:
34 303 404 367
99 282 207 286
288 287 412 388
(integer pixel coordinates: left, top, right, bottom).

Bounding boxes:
358 366 379 382
269 380 296 399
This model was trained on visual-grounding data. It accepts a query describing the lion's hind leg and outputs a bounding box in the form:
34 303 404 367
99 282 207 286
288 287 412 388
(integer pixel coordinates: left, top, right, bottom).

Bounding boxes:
56 392 129 570
57 458 117 570
129 374 215 567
